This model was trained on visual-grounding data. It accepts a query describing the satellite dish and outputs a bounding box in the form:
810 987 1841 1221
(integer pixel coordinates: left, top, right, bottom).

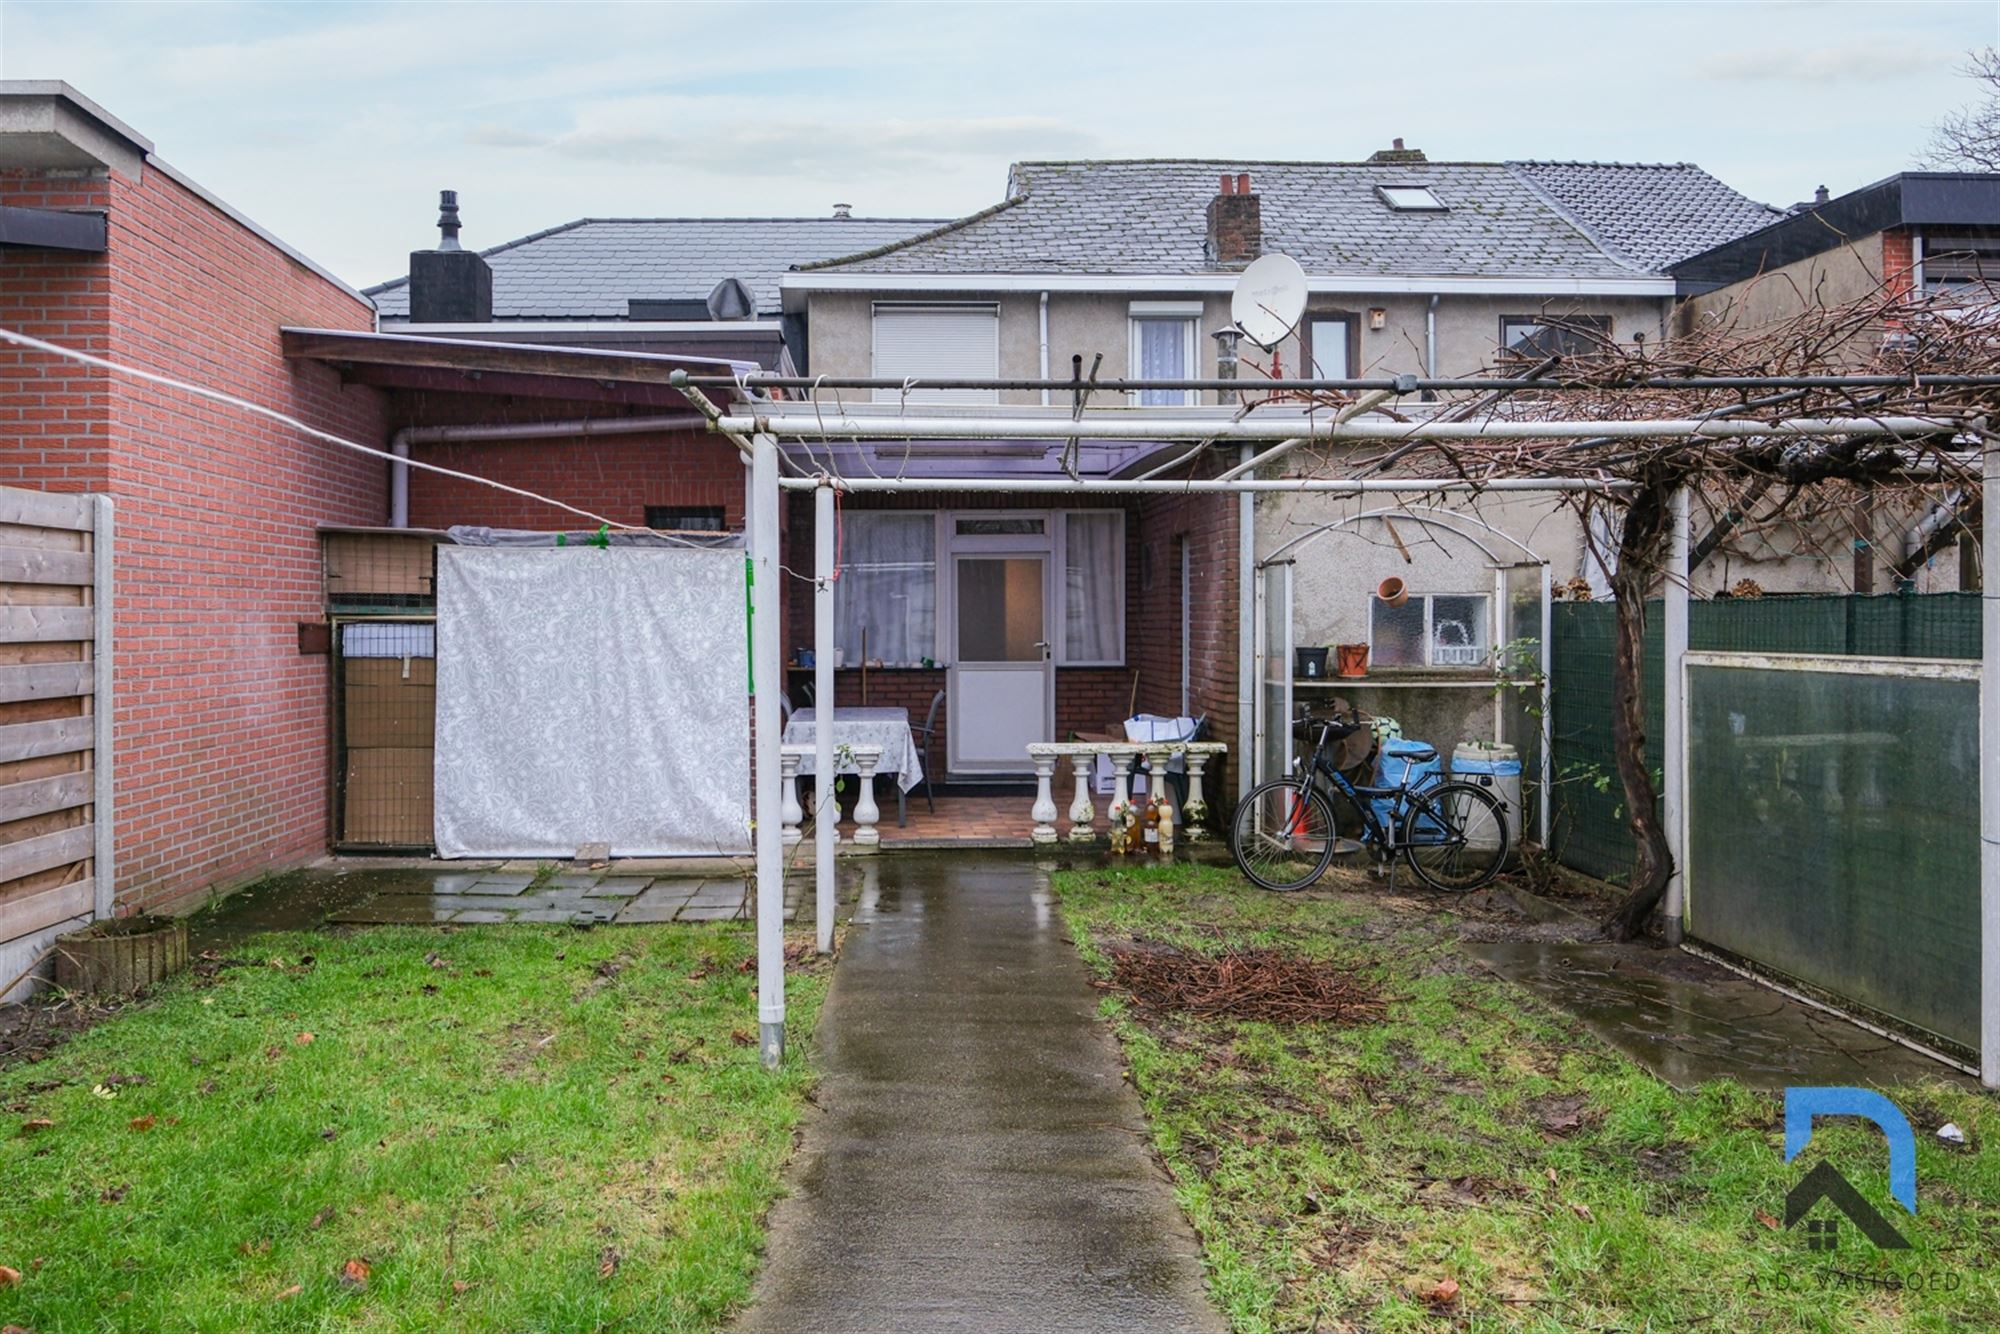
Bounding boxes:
1230 253 1307 351
706 277 756 321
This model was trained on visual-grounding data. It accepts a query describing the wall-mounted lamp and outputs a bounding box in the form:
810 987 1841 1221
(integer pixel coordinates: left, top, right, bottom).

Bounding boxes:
1212 326 1243 403
1367 307 1388 331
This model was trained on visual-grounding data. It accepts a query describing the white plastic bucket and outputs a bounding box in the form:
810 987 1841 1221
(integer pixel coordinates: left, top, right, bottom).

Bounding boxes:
1450 741 1522 851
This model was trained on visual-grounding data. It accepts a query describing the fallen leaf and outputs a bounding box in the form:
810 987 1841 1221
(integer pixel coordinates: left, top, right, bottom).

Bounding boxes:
128 1116 155 1132
294 1032 315 1047
1754 1209 1781 1230
99 1184 130 1204
451 1279 472 1295
1427 1277 1461 1305
424 952 447 970
3 1323 32 1334
0 1265 20 1286
275 1284 302 1300
598 1246 621 1279
263 1046 283 1060
1569 1202 1595 1223
1544 1167 1558 1186
90 1085 117 1100
729 1029 754 1047
18 1119 52 1137
338 1258 370 1289
310 1207 336 1231
237 1238 271 1255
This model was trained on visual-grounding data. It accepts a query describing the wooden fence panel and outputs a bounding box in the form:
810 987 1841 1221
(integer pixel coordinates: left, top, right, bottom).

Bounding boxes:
0 487 109 1001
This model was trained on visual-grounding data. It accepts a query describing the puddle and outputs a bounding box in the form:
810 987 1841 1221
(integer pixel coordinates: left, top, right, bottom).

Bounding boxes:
1467 940 1967 1091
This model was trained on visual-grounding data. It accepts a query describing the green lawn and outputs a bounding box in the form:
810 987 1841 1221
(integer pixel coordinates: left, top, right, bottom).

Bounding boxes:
1055 863 2000 1333
0 921 824 1332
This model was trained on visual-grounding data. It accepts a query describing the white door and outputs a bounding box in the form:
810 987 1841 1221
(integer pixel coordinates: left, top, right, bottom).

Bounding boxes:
948 553 1053 773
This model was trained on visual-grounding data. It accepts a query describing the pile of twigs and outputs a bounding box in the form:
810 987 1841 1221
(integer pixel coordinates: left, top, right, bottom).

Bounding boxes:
1105 942 1383 1026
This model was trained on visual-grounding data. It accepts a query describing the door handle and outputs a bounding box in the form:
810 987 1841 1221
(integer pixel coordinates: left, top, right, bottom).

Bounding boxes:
1033 640 1052 661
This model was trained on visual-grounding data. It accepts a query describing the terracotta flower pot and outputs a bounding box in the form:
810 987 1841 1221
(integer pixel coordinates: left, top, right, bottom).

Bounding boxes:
1376 576 1408 607
1335 643 1370 677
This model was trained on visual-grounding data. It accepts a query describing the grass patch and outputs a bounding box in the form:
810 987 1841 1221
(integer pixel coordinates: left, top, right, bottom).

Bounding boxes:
0 922 825 1331
1056 862 2000 1333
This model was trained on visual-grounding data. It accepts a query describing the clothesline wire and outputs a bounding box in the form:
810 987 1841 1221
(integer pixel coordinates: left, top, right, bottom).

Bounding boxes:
0 325 725 550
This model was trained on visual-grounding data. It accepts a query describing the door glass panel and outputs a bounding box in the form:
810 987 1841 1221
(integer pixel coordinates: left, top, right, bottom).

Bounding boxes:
955 517 1045 536
958 558 1043 661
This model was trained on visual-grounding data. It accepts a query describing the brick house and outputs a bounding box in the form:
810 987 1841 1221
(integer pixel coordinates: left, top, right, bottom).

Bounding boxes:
0 83 386 988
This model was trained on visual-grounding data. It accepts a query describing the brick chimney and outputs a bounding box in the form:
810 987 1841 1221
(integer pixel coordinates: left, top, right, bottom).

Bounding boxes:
1206 172 1261 267
1366 138 1428 165
409 190 493 323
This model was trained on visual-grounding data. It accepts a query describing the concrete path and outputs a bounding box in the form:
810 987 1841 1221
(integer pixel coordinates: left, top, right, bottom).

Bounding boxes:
740 857 1225 1333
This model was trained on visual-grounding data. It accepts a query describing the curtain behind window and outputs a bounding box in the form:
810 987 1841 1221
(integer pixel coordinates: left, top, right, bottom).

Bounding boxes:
1135 319 1191 406
1064 512 1123 663
837 513 936 666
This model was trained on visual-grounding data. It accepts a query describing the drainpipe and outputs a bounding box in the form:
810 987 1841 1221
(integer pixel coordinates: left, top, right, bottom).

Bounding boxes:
1423 294 1440 401
1038 291 1051 407
382 412 709 528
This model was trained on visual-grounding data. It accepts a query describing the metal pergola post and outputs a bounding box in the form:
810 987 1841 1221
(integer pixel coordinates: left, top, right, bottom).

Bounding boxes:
750 432 786 1069
1661 486 1690 947
814 481 837 954
1982 441 1999 1088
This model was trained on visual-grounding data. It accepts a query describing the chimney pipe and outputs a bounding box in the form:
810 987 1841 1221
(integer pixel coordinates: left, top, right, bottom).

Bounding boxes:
1814 184 1830 205
1206 172 1262 267
409 189 494 323
832 202 852 219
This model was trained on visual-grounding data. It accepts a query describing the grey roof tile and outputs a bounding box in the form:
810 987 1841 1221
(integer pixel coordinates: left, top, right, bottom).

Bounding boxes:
368 217 946 319
1505 161 1783 270
802 159 1778 279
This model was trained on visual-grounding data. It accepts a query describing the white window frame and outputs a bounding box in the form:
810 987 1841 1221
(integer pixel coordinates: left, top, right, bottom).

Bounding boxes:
1053 509 1126 666
1367 590 1493 670
870 302 1000 404
1127 302 1202 407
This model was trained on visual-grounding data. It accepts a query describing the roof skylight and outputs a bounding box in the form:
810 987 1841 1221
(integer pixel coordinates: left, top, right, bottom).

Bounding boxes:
1377 185 1447 212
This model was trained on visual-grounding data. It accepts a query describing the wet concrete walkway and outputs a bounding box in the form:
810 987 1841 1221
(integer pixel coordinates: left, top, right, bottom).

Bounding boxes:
739 858 1224 1333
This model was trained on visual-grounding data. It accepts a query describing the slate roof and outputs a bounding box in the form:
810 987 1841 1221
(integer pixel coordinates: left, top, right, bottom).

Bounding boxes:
798 159 1779 280
367 217 947 320
1509 161 1785 271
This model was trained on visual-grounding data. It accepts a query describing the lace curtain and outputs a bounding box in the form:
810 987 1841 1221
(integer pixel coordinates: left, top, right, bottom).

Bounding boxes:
836 512 936 666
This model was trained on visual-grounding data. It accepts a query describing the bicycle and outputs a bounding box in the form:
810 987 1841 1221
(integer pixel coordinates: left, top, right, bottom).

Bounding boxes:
1229 711 1510 893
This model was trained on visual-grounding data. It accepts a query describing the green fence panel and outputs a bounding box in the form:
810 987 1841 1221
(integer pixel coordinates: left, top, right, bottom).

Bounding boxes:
1548 592 1981 883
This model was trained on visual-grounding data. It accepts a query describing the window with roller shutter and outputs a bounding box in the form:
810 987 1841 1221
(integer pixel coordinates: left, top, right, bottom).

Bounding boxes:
870 303 1000 403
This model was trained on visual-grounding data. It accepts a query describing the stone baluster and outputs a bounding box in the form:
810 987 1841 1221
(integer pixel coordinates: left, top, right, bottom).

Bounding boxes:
1030 750 1060 844
851 745 882 851
780 750 804 848
1107 749 1136 853
1067 754 1097 842
1147 747 1176 856
1183 750 1212 840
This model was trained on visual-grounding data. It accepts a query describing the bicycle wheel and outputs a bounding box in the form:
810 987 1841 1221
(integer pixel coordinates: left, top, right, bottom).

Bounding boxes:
1230 779 1340 892
1401 781 1509 892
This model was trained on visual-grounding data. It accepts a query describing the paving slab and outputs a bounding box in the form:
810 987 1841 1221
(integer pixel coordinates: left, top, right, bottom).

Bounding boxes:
428 873 496 895
467 875 535 896
449 909 512 925
738 857 1223 1333
325 896 461 925
584 877 655 898
1467 940 1969 1091
678 902 750 922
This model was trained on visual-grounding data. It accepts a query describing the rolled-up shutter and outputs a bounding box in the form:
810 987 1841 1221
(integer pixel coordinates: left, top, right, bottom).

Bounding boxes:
871 304 999 403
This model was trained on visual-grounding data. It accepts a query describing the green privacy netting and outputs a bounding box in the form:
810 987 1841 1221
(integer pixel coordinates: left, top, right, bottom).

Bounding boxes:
1685 662 1980 1050
1547 592 1982 882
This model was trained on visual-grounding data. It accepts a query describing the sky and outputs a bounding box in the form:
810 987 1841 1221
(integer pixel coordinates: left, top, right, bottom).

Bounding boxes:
0 1 1992 292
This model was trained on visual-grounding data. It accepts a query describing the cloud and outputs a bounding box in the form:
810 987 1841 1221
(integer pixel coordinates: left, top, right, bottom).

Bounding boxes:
1697 40 1946 83
466 125 553 149
541 114 1101 176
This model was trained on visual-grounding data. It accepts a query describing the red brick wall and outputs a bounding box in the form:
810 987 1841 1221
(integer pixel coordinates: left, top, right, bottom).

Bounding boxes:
0 172 115 491
0 164 388 912
1882 228 1915 300
1135 484 1240 802
403 429 745 532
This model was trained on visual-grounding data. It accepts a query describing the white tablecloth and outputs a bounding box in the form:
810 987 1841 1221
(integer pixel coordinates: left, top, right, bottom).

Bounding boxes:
783 707 924 793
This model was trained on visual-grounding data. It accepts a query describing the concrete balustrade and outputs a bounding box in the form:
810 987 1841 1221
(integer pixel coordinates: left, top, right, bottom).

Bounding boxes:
780 742 886 853
1025 742 1228 847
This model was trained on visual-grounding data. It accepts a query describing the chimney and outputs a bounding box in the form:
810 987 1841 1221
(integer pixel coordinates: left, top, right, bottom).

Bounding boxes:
409 190 493 323
1814 184 1830 205
1366 137 1428 165
1206 171 1262 267
832 202 852 219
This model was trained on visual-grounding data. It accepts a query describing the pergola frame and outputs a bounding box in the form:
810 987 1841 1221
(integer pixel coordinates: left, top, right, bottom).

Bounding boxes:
713 387 1995 1089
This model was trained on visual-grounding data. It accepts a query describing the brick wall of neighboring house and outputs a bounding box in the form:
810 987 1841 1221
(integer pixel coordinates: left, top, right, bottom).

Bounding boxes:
101 166 387 910
1882 228 1915 300
1135 484 1241 805
402 429 746 533
0 172 116 491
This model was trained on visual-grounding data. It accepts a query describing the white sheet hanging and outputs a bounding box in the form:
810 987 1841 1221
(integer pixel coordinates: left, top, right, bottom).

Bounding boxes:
433 546 750 858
